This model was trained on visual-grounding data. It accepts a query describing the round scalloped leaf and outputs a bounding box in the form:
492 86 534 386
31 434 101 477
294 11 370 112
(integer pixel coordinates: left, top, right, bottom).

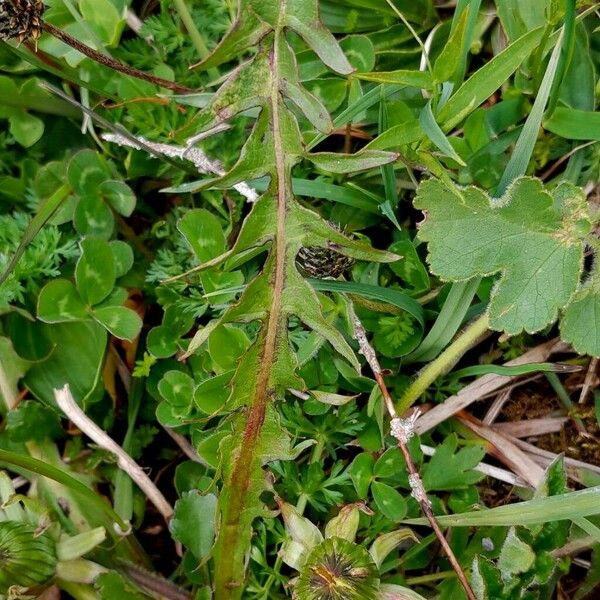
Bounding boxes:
415 177 591 335
560 286 600 357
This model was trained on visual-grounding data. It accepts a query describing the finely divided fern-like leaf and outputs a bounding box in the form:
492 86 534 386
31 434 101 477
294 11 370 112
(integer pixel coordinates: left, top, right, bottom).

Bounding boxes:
176 1 399 596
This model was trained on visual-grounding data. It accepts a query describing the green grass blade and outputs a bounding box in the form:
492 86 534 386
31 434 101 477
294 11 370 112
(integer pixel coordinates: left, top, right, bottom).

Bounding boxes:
497 29 564 194
251 177 380 212
308 84 400 149
404 485 600 527
438 27 545 131
0 449 129 532
420 100 466 165
573 517 600 544
451 362 580 379
378 96 402 230
407 279 479 363
545 107 600 140
309 279 424 326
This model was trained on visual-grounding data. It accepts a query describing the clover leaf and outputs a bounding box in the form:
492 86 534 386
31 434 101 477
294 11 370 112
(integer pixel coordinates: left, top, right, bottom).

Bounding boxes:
37 237 141 341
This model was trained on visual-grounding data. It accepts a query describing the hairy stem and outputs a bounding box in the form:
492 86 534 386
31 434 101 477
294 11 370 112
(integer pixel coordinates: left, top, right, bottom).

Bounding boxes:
349 305 477 600
396 314 490 415
212 21 290 599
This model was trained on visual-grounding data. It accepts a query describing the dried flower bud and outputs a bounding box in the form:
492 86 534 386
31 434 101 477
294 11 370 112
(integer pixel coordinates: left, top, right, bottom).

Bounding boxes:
324 505 360 542
0 0 45 44
0 521 57 592
294 537 379 600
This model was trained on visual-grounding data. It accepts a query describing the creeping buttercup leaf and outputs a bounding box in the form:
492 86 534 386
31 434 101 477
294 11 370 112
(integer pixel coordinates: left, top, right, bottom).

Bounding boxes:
560 269 600 357
75 237 116 306
415 177 593 334
170 491 218 560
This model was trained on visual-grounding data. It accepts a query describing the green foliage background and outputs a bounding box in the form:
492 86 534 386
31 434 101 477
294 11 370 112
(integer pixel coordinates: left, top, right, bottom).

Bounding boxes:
1 0 600 599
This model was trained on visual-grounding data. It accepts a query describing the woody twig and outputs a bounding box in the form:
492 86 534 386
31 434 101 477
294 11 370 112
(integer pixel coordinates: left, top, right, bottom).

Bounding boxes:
348 303 477 600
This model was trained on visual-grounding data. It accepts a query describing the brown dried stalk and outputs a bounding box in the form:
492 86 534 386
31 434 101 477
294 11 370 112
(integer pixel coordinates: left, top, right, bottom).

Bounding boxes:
41 21 194 94
348 304 477 600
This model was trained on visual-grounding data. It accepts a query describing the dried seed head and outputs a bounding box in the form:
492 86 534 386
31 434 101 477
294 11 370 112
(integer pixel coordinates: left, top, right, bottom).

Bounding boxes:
0 521 57 592
294 537 379 600
296 245 355 279
0 0 46 44
296 224 355 279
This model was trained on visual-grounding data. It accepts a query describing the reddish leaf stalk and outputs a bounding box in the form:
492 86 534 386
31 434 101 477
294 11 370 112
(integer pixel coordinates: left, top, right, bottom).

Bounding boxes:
349 304 477 600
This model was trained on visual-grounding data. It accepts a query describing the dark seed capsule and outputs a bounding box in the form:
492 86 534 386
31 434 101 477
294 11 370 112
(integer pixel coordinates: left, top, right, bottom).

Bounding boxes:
0 0 46 43
296 245 355 279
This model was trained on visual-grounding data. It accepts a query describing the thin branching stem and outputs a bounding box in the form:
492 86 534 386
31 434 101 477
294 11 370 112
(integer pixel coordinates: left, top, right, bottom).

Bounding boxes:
349 303 477 600
41 22 194 94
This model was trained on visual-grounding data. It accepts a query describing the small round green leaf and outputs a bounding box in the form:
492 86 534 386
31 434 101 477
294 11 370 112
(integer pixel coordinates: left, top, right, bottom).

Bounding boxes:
178 209 226 263
371 481 407 522
170 491 218 560
109 241 134 278
74 195 115 239
37 279 87 322
92 306 142 341
194 371 233 414
8 109 44 147
208 324 251 373
75 238 116 306
101 180 136 217
68 149 110 196
348 453 375 499
158 370 194 415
